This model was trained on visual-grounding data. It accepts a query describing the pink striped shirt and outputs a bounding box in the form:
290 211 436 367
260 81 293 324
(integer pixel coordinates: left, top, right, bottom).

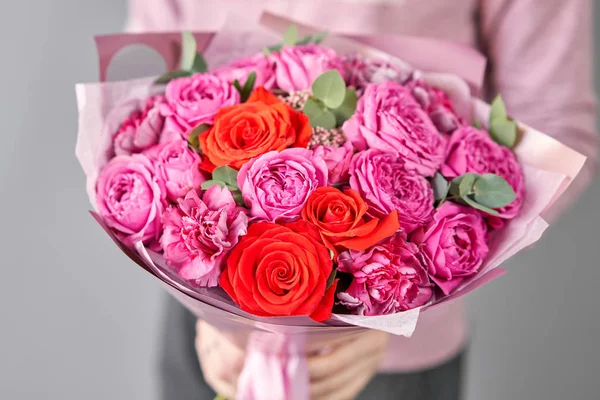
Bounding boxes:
127 0 598 372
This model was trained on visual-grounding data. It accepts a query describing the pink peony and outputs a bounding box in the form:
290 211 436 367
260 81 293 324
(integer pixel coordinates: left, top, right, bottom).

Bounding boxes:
269 44 346 92
113 95 167 156
342 81 446 177
411 202 489 295
96 154 165 247
440 126 525 219
337 233 433 316
213 53 276 90
160 187 248 287
163 73 240 137
237 148 328 222
311 142 354 186
350 149 434 233
405 79 465 134
144 140 207 203
343 54 412 93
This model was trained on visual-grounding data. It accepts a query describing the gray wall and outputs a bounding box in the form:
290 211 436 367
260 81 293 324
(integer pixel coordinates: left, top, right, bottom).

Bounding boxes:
0 1 598 399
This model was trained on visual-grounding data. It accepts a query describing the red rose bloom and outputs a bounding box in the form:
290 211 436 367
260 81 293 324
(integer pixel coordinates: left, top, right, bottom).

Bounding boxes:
219 220 337 322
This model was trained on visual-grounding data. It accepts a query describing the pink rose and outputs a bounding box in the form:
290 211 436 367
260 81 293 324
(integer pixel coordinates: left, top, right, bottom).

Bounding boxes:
160 187 248 287
163 73 240 137
411 202 489 295
337 233 433 316
213 53 276 89
350 149 434 233
238 148 328 222
145 140 207 203
405 79 465 134
312 142 354 185
269 44 346 92
342 81 446 177
113 95 167 156
440 126 525 219
96 154 165 247
344 54 412 93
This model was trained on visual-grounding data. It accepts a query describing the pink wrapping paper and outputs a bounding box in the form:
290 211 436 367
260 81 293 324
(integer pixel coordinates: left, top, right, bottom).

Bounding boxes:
76 13 586 400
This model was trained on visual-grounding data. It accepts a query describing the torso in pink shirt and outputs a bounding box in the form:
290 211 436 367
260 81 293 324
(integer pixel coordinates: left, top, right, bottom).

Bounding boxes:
127 0 598 372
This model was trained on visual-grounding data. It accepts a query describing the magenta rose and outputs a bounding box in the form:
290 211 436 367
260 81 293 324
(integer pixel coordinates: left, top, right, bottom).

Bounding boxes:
350 149 434 233
160 187 248 287
411 202 489 295
113 95 167 156
269 44 346 92
312 142 354 185
337 233 433 316
163 73 240 137
144 140 207 203
237 148 328 222
344 54 412 93
342 81 446 177
96 154 165 247
213 53 276 90
405 79 465 134
440 126 525 219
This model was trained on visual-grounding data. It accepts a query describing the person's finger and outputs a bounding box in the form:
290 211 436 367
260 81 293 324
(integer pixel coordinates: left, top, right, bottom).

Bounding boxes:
325 358 380 400
308 330 388 379
203 372 237 400
310 352 383 399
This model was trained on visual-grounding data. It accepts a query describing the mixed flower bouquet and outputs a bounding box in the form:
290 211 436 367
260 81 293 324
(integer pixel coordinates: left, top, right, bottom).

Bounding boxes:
76 13 586 400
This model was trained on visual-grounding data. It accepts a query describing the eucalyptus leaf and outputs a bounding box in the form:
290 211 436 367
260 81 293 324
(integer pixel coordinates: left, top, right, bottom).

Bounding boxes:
472 120 482 129
190 52 208 74
180 31 197 71
212 165 239 189
188 123 210 151
489 118 517 148
489 94 507 122
331 88 357 126
296 31 328 45
311 70 346 109
283 25 299 46
303 98 336 129
473 173 516 208
462 195 500 216
154 69 191 85
263 44 282 55
431 172 450 203
231 190 245 207
458 173 477 197
201 180 226 190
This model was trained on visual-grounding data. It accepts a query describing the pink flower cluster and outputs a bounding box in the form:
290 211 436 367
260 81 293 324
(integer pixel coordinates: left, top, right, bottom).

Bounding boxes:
95 43 526 317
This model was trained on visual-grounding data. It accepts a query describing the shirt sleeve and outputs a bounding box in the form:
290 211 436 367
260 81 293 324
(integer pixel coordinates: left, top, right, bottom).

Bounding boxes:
479 0 598 221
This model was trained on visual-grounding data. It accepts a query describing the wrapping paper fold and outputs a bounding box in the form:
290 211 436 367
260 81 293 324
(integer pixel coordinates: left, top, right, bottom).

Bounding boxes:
76 12 586 400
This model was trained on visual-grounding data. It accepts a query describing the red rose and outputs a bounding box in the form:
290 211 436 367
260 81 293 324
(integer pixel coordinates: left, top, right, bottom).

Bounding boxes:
219 221 336 322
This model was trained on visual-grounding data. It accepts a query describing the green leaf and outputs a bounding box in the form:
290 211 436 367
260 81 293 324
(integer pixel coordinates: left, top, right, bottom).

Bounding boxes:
458 173 477 197
180 31 197 71
214 395 228 400
431 173 450 203
489 94 507 122
232 79 243 93
190 52 208 74
326 268 337 289
188 123 210 151
283 25 299 46
489 118 517 148
241 71 257 102
472 120 482 129
231 189 245 207
201 180 226 190
295 31 328 45
154 69 191 85
303 98 336 129
331 88 358 126
473 173 516 208
462 195 500 216
212 165 239 189
263 44 282 55
311 70 346 109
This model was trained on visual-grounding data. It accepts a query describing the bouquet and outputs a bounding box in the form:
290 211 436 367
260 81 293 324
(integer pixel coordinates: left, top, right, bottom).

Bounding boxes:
76 13 586 400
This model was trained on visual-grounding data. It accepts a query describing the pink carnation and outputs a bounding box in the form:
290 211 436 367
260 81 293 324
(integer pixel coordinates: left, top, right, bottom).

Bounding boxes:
161 187 248 287
311 142 354 186
405 79 465 134
113 95 167 156
342 81 446 177
269 44 346 92
213 53 275 89
337 233 433 316
350 149 434 233
440 126 525 219
411 202 489 295
237 148 328 222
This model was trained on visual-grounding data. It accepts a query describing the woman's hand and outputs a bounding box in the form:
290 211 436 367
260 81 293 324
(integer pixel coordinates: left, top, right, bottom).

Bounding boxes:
195 321 389 400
